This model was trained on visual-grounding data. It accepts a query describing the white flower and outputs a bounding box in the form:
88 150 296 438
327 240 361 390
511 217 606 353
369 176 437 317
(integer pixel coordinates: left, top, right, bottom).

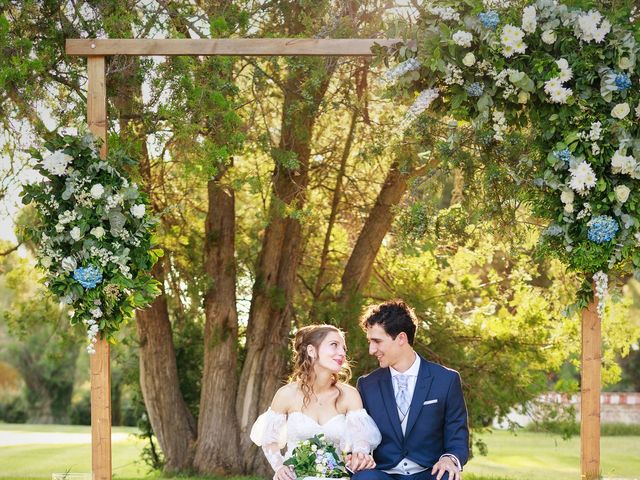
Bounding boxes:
522 6 537 33
560 189 575 205
55 223 65 233
569 161 597 194
462 52 476 66
61 256 77 272
399 88 440 129
500 24 527 57
426 6 460 22
589 121 602 141
42 150 73 176
90 307 103 318
611 149 637 175
611 102 630 119
564 203 574 213
576 10 611 43
544 77 572 104
541 30 557 44
130 204 146 218
91 226 106 239
90 184 105 199
556 59 573 82
614 185 631 203
452 30 473 48
58 210 76 225
70 227 82 241
618 57 633 70
40 256 52 269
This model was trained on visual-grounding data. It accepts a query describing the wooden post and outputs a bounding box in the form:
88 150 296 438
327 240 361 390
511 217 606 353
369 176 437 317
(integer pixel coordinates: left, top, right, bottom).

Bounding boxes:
87 55 112 480
581 287 601 480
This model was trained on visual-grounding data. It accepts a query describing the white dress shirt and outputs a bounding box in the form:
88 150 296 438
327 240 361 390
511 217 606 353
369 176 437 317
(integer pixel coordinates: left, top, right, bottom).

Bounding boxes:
384 354 461 475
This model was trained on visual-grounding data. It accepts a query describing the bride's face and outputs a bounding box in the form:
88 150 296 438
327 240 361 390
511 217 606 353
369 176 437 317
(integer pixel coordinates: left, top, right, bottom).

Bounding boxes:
311 331 347 374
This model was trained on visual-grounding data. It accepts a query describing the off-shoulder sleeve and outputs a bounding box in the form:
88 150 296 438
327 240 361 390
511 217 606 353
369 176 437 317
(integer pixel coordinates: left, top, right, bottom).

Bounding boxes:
343 408 382 454
249 409 288 472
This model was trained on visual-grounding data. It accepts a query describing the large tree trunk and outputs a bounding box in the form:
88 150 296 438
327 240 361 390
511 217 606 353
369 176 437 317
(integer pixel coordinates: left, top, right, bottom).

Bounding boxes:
237 58 337 474
112 55 197 472
193 179 241 473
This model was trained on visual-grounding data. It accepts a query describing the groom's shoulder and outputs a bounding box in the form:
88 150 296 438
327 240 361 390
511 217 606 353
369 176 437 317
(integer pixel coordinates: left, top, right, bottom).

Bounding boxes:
357 367 386 385
422 358 461 379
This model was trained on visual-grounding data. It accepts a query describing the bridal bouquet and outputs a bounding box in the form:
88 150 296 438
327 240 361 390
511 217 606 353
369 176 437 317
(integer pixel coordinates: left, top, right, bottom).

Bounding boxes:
283 434 348 479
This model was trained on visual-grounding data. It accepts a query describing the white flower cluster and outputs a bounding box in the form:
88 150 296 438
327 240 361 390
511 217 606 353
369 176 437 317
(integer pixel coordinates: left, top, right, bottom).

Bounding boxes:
576 202 592 220
569 161 597 195
452 30 473 48
489 68 520 98
611 149 638 177
426 5 460 22
575 10 611 43
579 121 602 155
444 63 464 86
544 59 573 104
42 151 73 176
522 6 537 33
399 88 440 130
379 58 421 85
593 271 608 320
560 189 575 214
492 110 507 142
611 102 630 120
500 25 527 58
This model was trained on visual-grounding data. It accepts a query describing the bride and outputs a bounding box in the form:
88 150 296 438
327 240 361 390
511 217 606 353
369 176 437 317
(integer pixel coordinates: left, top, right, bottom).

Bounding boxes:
250 324 382 480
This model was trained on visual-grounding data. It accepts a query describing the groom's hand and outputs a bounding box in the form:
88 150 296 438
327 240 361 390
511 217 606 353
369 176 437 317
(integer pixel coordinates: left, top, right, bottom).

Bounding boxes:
347 452 376 472
274 465 296 480
431 456 460 480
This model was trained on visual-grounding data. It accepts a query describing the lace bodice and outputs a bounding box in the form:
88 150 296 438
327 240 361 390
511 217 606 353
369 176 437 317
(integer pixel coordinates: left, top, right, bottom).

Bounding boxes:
250 408 382 472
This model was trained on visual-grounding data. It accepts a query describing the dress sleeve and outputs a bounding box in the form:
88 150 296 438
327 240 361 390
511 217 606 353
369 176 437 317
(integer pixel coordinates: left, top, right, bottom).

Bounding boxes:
344 408 382 454
250 408 288 472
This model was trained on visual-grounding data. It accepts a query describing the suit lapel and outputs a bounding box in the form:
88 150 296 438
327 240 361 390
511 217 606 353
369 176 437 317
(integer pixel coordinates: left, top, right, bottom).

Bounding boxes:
405 356 434 437
378 369 404 442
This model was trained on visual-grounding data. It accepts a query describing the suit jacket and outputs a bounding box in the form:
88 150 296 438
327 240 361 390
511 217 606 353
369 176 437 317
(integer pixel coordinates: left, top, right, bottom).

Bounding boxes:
356 354 469 470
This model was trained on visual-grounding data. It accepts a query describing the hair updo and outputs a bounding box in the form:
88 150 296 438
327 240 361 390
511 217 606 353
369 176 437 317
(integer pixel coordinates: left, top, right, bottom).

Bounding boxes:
290 324 351 408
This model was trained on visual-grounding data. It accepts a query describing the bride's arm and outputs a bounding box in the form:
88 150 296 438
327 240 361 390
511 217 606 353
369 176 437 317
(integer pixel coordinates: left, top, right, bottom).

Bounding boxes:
249 385 295 479
340 384 381 471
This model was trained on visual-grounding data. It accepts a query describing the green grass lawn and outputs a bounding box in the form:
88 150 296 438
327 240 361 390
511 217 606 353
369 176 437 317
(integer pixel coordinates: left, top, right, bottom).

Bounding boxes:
0 423 638 480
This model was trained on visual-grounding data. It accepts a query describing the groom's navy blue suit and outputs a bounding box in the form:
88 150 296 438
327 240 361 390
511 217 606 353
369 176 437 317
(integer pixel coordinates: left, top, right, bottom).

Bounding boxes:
355 354 469 480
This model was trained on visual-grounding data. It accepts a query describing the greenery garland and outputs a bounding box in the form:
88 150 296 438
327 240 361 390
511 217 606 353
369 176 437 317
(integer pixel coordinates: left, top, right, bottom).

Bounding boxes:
381 0 639 309
21 133 161 353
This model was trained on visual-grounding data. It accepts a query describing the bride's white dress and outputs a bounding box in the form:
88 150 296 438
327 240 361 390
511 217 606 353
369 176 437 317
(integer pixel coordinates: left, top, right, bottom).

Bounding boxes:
250 408 382 473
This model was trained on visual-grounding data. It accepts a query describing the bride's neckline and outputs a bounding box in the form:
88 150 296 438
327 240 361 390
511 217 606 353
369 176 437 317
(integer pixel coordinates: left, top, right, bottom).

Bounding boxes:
288 411 345 427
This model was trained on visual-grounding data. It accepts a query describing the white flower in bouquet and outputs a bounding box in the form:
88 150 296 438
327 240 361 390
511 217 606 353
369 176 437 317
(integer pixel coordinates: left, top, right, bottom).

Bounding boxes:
40 256 52 269
618 57 633 70
611 102 630 119
130 204 146 218
564 203 574 213
55 223 65 233
576 10 611 43
560 189 575 205
90 183 105 199
541 30 557 44
614 185 631 203
522 6 537 33
544 77 572 104
91 226 106 239
90 307 103 318
611 150 637 175
452 30 473 47
61 256 77 272
42 150 73 176
462 52 476 66
556 59 573 82
569 161 597 194
500 25 527 57
70 226 82 241
589 121 602 141
59 210 76 225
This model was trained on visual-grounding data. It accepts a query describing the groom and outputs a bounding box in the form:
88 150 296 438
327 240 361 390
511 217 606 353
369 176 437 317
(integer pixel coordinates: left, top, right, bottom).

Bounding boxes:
350 300 469 480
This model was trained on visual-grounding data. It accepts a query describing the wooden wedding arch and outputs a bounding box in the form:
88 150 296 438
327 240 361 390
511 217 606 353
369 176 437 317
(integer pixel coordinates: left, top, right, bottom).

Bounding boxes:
65 38 602 480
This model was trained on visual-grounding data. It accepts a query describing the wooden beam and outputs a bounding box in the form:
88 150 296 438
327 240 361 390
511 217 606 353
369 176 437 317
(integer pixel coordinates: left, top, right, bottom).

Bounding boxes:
87 56 112 480
580 290 601 480
66 38 401 57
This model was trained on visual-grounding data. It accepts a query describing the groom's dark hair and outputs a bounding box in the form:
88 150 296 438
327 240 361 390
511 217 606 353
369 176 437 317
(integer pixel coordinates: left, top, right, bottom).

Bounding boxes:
360 299 418 345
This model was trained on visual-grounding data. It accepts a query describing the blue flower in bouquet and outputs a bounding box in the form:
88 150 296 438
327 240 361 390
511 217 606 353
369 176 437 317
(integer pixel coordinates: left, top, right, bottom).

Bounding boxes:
554 148 571 163
465 82 484 97
73 265 103 289
587 215 619 244
478 11 499 30
614 73 631 91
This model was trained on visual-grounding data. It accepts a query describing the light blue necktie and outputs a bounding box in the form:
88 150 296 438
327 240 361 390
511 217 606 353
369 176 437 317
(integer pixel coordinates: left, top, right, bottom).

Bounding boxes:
395 374 410 420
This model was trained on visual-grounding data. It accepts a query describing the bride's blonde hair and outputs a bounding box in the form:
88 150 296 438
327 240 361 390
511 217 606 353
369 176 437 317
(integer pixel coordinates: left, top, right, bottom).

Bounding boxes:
290 325 351 408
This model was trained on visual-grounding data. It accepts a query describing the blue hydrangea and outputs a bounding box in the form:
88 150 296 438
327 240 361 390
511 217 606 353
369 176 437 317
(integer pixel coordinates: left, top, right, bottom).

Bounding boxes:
554 148 571 163
614 73 632 91
478 11 500 30
587 215 619 244
73 266 103 289
544 224 563 236
466 82 484 97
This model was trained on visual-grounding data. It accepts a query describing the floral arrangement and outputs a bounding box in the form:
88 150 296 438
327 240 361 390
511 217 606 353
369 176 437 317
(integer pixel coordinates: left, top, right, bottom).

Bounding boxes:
283 434 348 479
380 0 640 313
20 133 161 352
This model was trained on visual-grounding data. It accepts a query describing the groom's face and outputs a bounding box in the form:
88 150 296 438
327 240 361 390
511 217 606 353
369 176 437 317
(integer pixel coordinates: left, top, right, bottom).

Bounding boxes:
366 324 402 369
